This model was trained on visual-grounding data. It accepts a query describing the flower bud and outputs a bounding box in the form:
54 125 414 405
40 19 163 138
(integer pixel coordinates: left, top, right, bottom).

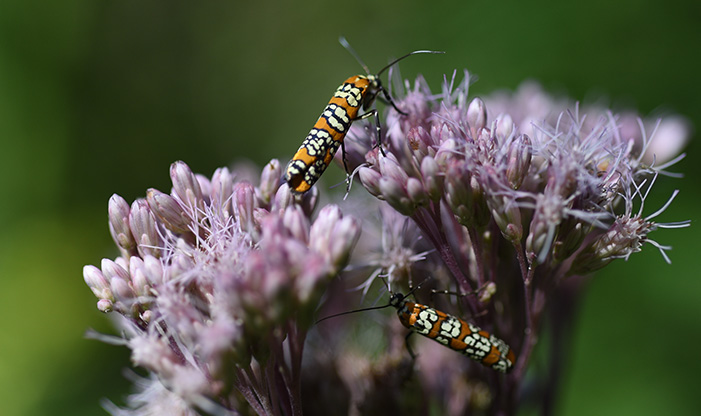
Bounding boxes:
97 299 113 312
506 134 532 190
170 161 204 213
258 159 282 206
493 114 514 143
359 167 383 198
101 259 134 307
552 219 587 263
271 183 294 213
83 265 113 300
147 188 191 234
420 156 443 201
327 216 361 270
210 167 234 216
233 182 255 233
309 205 341 253
101 258 131 282
406 127 430 159
108 194 136 253
406 177 428 206
435 138 460 167
282 205 310 244
294 255 330 308
111 275 134 300
195 174 212 203
525 194 563 264
467 97 487 138
129 257 151 297
142 255 163 285
444 161 474 225
128 199 161 258
489 197 523 242
379 177 414 216
310 205 361 270
378 154 409 184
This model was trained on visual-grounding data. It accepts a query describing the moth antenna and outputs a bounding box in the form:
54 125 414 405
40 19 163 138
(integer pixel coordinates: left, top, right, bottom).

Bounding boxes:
339 36 371 75
376 50 445 76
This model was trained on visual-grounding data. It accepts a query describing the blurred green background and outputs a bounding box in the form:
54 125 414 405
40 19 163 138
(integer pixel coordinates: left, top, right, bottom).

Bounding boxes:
1 1 698 415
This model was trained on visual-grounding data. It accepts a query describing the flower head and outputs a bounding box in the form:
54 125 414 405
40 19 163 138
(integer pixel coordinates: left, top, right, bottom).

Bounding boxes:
85 160 360 414
331 69 689 413
85 65 689 416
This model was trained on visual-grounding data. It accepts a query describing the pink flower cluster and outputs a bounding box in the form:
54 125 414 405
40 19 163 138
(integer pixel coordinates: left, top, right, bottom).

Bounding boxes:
84 69 688 415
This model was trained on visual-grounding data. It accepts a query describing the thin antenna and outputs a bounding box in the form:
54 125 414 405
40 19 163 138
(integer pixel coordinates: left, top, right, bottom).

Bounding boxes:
339 36 445 76
376 50 445 76
339 36 371 74
315 276 433 325
315 302 393 325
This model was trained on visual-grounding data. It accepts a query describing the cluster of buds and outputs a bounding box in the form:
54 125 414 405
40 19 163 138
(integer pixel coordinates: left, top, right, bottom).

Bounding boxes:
84 69 688 415
353 73 687 275
330 71 689 413
84 160 360 415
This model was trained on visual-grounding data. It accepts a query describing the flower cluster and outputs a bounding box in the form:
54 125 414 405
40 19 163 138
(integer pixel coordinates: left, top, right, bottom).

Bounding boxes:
84 68 689 415
328 71 689 413
84 160 360 415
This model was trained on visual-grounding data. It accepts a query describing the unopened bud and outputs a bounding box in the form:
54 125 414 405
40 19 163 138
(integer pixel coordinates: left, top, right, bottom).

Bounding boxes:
259 159 282 205
170 161 204 213
467 97 487 138
506 134 532 190
147 188 191 234
108 194 136 253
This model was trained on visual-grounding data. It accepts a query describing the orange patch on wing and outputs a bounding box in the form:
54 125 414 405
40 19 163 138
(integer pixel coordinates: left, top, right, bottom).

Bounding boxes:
288 176 311 194
323 148 335 165
347 76 370 88
447 317 474 350
314 115 349 137
424 314 446 340
506 348 516 364
291 147 316 165
481 346 502 366
449 337 467 350
406 303 421 326
478 330 491 339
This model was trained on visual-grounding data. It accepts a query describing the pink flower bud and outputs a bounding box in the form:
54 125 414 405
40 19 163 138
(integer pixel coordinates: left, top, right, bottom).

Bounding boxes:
467 97 487 138
493 114 514 143
128 199 161 258
233 182 255 233
258 159 282 205
506 134 532 190
359 167 383 197
147 188 192 234
420 156 443 200
406 177 428 206
210 166 234 215
170 161 204 213
108 194 136 252
83 265 112 300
